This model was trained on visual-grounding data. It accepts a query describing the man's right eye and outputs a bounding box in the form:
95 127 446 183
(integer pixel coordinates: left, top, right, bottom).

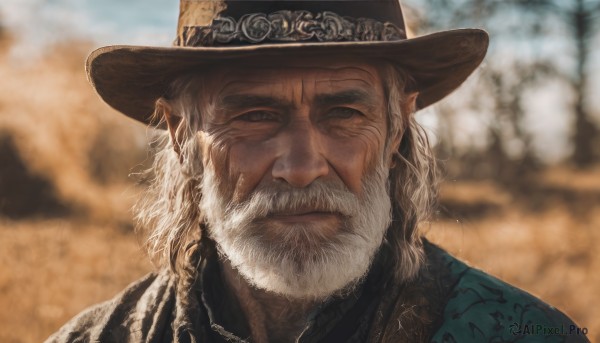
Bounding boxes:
236 111 279 122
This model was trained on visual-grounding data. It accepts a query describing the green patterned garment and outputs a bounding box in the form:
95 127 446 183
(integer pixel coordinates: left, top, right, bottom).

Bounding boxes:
429 243 589 343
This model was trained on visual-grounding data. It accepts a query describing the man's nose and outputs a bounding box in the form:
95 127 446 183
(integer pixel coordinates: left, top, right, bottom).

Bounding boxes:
272 124 329 188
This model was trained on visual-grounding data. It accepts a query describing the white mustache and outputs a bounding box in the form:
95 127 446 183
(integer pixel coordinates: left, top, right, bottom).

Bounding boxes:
225 180 360 220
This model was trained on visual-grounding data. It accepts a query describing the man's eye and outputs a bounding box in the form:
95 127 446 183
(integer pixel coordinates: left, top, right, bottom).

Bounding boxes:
326 107 363 119
236 111 279 122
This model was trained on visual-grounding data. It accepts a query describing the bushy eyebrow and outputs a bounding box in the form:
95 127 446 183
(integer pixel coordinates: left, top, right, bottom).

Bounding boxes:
314 90 379 111
217 89 379 115
218 94 293 114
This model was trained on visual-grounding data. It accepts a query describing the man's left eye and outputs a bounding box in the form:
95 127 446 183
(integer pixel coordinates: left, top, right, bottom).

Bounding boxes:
236 111 279 122
326 107 363 119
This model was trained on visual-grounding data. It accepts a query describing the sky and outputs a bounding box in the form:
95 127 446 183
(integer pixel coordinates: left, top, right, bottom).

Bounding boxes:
1 0 598 163
0 0 178 59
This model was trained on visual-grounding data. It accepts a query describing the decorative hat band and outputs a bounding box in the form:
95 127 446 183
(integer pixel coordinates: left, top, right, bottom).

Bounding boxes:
176 10 407 47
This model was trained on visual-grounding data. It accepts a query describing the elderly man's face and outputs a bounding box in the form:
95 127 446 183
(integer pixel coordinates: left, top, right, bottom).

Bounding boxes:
191 59 396 298
203 60 387 203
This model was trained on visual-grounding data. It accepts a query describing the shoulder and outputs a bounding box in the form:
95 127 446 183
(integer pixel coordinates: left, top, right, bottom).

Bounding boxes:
45 270 176 343
427 243 590 343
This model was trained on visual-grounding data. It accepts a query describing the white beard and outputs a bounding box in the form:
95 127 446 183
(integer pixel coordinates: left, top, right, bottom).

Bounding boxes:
200 164 392 300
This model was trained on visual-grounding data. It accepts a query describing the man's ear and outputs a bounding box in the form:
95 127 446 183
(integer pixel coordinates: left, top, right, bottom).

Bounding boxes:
158 99 183 158
402 92 419 119
388 91 419 168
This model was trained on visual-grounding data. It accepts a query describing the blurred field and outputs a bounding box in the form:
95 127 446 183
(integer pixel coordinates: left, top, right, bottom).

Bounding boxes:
0 219 152 343
0 35 598 342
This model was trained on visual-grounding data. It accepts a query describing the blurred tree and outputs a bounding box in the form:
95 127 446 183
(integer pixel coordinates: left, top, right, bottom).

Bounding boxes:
407 0 600 169
512 0 600 167
567 0 599 166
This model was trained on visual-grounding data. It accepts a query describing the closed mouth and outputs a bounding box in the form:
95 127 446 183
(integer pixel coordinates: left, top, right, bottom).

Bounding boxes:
270 211 337 216
266 208 345 218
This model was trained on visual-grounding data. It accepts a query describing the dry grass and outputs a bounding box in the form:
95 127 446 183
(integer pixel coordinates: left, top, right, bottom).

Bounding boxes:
0 36 153 342
0 37 598 342
0 219 152 343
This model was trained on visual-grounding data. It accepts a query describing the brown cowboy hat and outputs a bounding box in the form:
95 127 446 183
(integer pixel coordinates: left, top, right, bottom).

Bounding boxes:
86 0 489 125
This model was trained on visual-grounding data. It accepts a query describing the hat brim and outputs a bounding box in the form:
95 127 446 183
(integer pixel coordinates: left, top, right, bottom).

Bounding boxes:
86 28 488 125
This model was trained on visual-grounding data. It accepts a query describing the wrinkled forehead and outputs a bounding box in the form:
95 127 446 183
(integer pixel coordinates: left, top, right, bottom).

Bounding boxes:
203 57 387 100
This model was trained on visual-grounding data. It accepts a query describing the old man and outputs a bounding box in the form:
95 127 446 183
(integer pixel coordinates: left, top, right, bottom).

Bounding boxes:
48 0 588 342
